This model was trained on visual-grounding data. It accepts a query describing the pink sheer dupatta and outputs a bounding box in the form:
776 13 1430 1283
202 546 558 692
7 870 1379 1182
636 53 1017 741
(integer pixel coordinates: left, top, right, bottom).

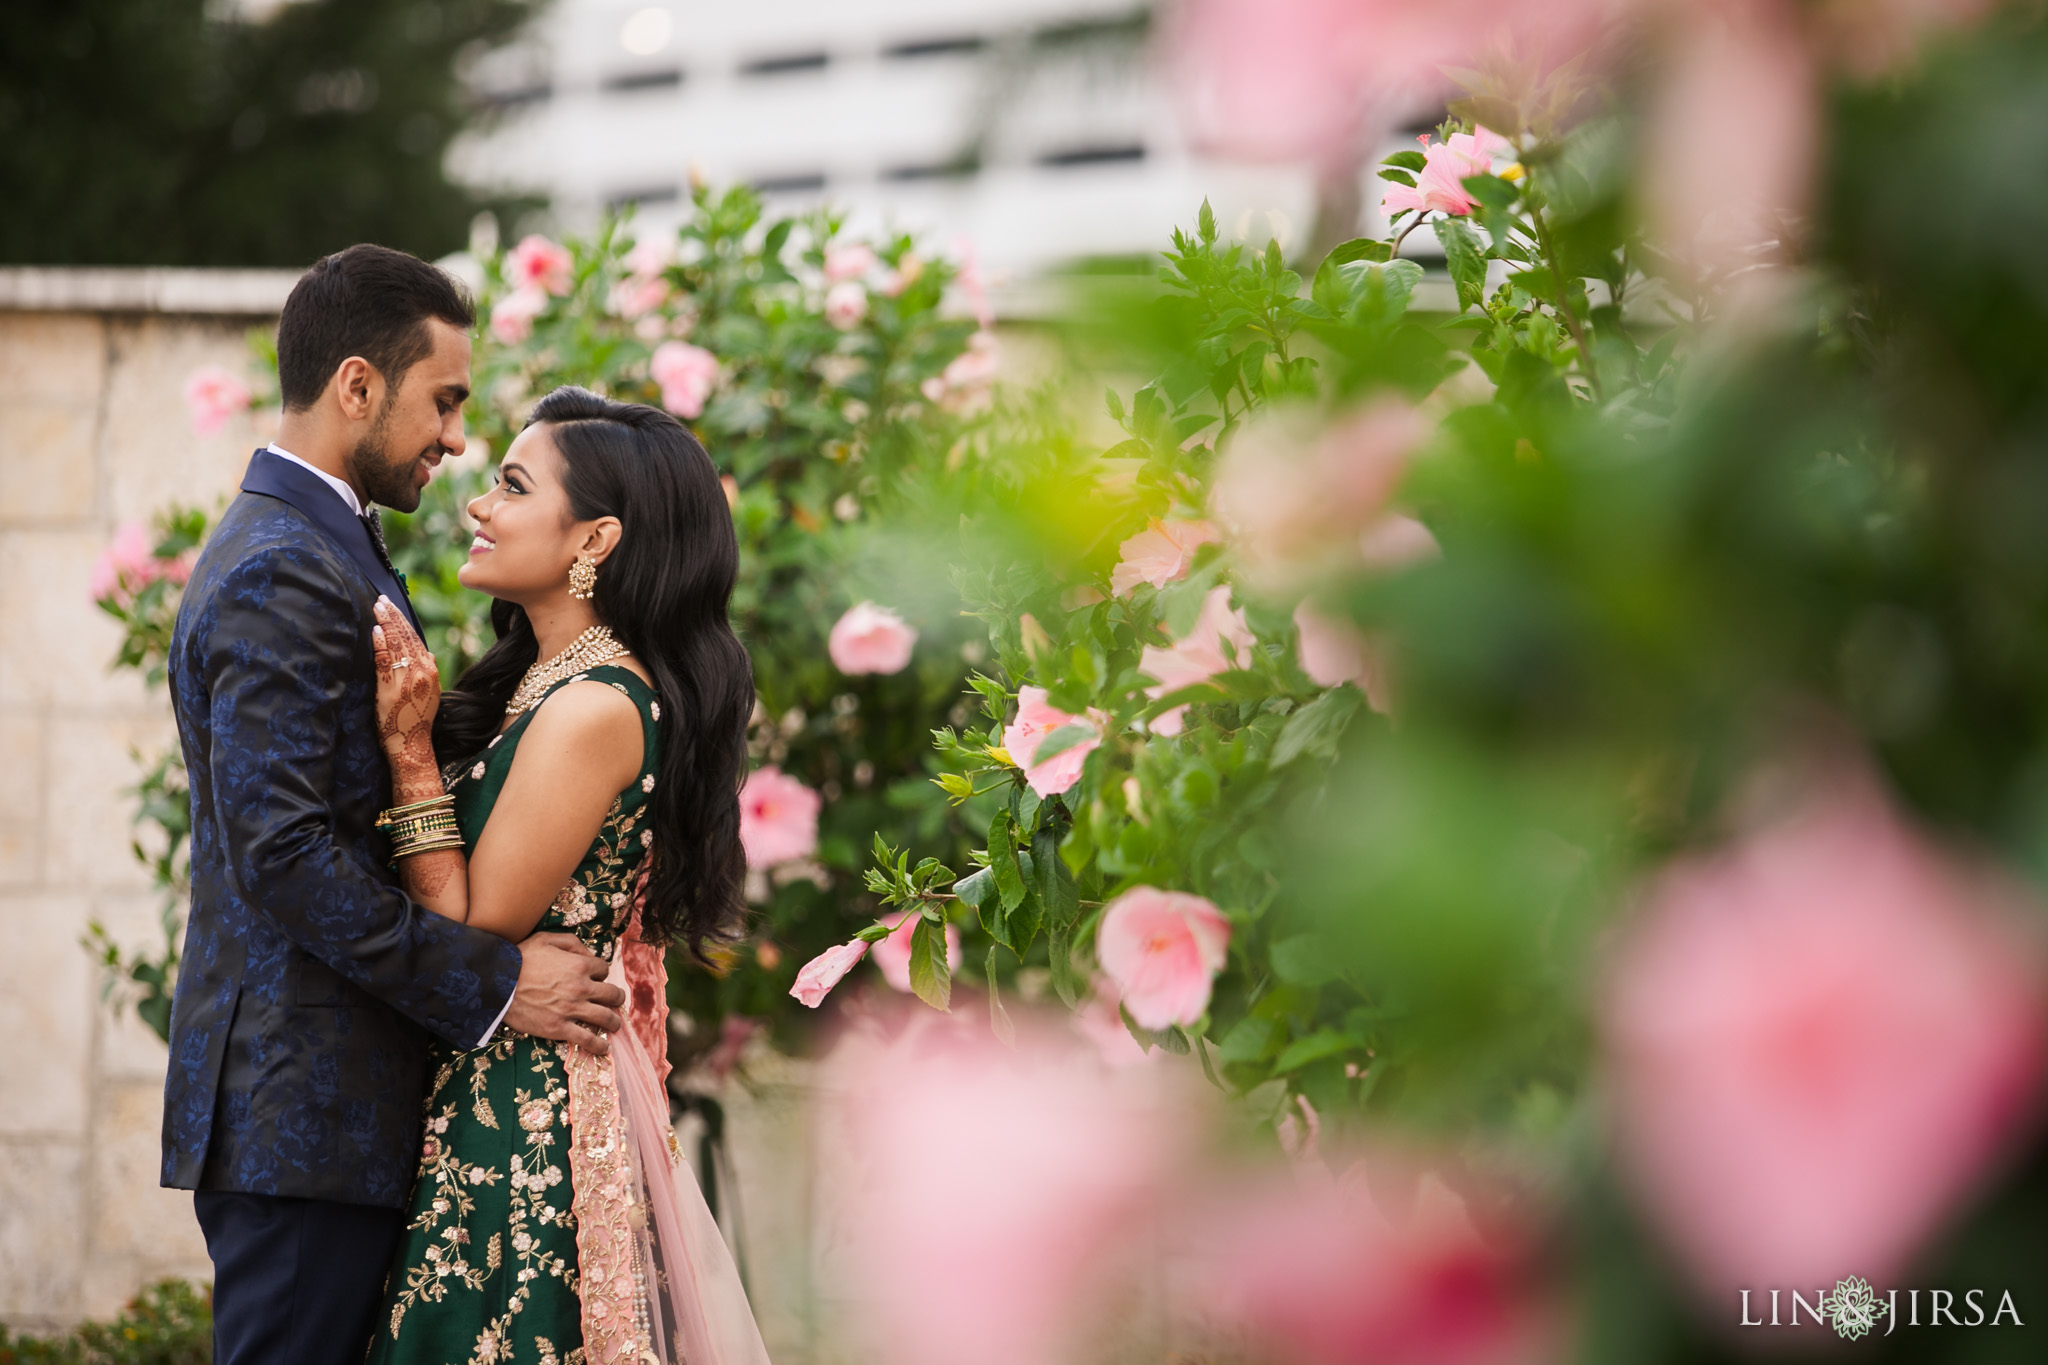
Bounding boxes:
562 922 773 1365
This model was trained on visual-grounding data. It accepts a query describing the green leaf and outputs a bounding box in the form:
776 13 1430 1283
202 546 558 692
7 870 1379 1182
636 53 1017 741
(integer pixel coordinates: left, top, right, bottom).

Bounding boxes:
1272 686 1364 766
988 811 1026 915
908 917 952 1011
1217 1015 1279 1064
1382 149 1427 172
1272 1028 1358 1074
1197 199 1217 244
1270 933 1344 987
1104 388 1125 423
1048 921 1082 1007
763 218 794 259
1433 216 1489 312
1325 237 1392 266
953 866 995 912
1376 168 1418 187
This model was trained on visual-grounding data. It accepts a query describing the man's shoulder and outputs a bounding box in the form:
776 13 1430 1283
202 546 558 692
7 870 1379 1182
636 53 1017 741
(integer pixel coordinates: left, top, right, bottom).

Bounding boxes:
197 495 355 590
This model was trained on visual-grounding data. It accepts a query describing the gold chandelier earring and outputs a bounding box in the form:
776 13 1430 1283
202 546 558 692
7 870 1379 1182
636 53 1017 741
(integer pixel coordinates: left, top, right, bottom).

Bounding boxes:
567 555 598 600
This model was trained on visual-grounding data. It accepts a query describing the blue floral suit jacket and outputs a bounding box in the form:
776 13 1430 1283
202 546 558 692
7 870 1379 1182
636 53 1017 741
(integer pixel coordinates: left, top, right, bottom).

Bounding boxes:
161 448 523 1208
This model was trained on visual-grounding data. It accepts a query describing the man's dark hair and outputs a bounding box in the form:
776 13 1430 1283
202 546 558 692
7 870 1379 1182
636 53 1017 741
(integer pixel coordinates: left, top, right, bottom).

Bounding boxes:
276 244 476 411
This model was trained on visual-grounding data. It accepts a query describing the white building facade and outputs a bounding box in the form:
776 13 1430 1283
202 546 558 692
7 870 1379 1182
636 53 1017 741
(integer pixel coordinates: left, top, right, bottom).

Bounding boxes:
450 0 1338 287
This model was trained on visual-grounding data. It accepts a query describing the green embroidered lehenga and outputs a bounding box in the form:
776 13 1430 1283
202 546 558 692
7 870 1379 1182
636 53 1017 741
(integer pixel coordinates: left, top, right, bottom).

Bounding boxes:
366 666 768 1365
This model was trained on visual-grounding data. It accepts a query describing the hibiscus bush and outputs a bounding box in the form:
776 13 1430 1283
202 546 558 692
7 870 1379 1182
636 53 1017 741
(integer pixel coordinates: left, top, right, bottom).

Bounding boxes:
96 184 995 1058
803 3 2048 1359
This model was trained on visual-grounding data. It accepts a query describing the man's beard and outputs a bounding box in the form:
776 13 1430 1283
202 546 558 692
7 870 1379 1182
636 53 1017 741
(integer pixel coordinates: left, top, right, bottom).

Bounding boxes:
345 397 437 513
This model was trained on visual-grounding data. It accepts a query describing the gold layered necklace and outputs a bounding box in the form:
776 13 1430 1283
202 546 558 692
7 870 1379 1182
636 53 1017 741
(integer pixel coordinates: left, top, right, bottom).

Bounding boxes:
505 624 630 718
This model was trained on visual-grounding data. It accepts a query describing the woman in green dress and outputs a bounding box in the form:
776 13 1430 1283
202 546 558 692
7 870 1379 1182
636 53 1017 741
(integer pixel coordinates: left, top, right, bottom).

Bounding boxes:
362 387 770 1365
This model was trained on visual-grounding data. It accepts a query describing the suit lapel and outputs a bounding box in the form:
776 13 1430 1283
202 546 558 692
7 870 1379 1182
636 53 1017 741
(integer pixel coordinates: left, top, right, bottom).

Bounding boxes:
239 448 423 633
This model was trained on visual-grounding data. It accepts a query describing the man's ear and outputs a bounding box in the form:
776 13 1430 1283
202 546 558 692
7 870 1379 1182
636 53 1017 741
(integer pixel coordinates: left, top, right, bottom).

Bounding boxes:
581 517 625 566
334 356 381 422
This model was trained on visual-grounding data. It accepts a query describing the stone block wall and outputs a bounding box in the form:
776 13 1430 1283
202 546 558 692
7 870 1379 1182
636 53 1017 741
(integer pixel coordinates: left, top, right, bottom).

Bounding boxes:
0 293 287 1332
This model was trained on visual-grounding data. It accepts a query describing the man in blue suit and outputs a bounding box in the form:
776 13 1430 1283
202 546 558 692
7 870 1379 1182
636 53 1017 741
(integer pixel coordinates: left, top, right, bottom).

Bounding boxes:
162 245 628 1365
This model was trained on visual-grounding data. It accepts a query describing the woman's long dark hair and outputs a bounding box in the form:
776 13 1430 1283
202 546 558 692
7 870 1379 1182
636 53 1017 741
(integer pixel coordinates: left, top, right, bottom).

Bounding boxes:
434 386 753 958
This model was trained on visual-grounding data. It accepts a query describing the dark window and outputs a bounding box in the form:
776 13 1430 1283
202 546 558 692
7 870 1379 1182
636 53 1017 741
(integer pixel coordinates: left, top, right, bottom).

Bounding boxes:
749 171 828 194
474 83 553 111
883 36 984 59
738 51 830 76
607 185 681 209
1037 143 1146 168
603 68 684 94
882 154 979 182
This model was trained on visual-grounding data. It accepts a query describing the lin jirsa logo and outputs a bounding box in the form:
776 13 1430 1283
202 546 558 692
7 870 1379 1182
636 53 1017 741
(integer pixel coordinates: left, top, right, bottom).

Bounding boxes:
1741 1277 2025 1340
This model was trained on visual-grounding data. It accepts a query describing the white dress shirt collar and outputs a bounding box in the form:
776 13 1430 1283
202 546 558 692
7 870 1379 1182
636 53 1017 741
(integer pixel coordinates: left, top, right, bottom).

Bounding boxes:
266 443 363 517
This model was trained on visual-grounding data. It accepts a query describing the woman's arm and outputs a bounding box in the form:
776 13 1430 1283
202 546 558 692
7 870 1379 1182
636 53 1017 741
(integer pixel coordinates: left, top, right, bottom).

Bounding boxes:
370 599 645 942
463 683 644 941
373 599 470 922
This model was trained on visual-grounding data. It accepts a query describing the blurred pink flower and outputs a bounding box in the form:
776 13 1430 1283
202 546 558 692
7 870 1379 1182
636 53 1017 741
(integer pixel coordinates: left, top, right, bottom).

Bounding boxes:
1603 766 2048 1295
1359 512 1441 571
824 242 878 283
823 1017 1174 1365
790 939 868 1008
610 236 675 318
1213 399 1430 591
1074 977 1153 1067
1140 585 1257 711
920 329 1000 414
739 765 822 867
90 522 159 603
1003 685 1105 798
1110 518 1222 597
1293 601 1396 714
1381 138 1484 219
1168 0 1609 169
828 601 918 675
1643 4 1818 297
649 341 718 419
703 1014 763 1084
1188 1163 1554 1365
1097 886 1231 1029
623 235 674 278
610 273 671 320
489 286 548 345
1447 125 1514 175
952 239 994 330
506 233 573 296
184 365 251 437
1169 0 1398 167
825 280 869 330
871 910 964 994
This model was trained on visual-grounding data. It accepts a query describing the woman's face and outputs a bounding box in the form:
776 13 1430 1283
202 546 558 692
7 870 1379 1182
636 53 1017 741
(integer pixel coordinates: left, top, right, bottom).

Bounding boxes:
459 423 611 603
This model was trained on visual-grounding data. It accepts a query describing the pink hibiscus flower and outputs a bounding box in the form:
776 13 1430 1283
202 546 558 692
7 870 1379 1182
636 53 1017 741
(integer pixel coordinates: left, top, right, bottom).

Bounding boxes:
1603 763 2048 1295
649 341 718 419
184 365 252 437
828 601 918 675
1109 518 1221 597
738 766 821 867
1097 886 1232 1029
506 234 573 296
1002 686 1105 798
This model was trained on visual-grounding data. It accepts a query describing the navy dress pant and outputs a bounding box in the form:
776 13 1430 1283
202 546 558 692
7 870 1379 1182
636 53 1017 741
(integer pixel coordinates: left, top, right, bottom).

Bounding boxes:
195 1190 405 1365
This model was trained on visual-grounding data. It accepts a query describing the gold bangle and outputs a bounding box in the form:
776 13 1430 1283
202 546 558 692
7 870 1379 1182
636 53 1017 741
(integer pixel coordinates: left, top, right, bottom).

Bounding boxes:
391 832 465 860
377 794 454 830
387 811 459 837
